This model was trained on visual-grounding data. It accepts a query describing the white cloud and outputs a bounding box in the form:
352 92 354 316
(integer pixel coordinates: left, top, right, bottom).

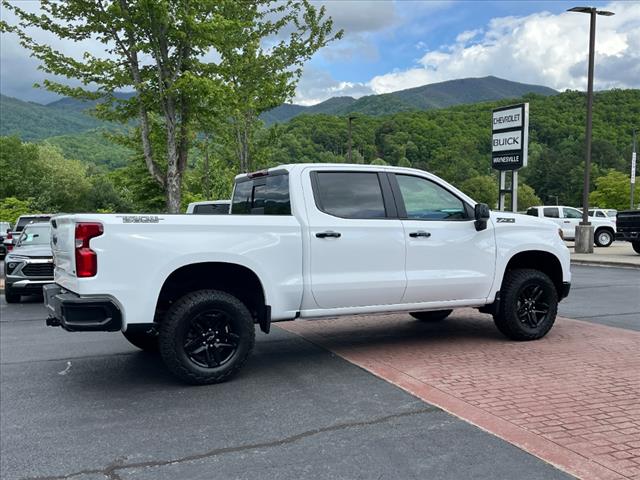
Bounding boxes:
369 1 640 94
293 67 373 106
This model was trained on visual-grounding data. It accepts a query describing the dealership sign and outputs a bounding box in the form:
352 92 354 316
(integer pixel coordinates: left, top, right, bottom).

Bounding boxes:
492 103 529 170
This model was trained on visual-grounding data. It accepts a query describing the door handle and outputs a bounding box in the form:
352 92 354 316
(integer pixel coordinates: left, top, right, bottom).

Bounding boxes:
563 221 571 223
409 231 431 238
316 231 341 239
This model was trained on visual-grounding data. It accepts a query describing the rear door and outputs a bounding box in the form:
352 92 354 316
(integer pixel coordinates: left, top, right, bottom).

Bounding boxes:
391 173 496 303
306 170 406 309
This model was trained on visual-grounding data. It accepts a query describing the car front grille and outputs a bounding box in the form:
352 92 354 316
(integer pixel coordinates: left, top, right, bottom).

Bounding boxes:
22 263 54 277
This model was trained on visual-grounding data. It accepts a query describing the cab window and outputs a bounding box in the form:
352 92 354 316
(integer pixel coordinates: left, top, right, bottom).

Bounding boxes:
313 172 386 219
526 208 539 217
563 208 582 219
395 175 468 220
543 207 559 218
231 173 290 215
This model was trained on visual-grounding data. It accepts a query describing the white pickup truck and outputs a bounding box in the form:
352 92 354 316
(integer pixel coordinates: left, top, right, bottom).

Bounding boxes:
45 164 571 384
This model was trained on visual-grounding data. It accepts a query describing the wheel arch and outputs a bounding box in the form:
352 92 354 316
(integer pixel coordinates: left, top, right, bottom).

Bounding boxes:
154 262 268 328
502 250 564 298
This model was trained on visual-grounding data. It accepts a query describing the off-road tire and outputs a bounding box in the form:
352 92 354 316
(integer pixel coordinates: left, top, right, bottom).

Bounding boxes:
410 309 453 322
493 269 558 341
159 289 255 385
4 286 20 304
122 328 159 352
632 241 640 254
594 229 614 247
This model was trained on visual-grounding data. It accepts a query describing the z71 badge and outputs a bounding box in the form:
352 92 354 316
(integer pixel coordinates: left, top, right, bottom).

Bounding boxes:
118 215 163 224
496 217 516 223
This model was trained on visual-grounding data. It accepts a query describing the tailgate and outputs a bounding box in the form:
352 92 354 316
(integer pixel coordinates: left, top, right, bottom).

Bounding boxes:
50 216 76 285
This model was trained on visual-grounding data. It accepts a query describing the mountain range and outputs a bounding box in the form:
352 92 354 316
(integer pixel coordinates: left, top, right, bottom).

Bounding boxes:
0 76 557 142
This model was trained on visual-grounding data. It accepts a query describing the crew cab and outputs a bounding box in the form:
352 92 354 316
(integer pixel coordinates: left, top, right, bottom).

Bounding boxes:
45 164 571 384
525 205 616 247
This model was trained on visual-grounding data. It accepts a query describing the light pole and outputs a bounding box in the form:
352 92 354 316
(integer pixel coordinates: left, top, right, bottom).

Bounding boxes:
568 6 614 253
347 115 356 163
632 129 637 209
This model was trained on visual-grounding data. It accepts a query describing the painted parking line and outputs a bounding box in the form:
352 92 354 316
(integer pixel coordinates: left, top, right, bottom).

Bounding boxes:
279 309 640 480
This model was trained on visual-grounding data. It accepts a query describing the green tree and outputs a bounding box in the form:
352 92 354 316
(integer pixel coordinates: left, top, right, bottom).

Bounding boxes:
590 170 631 210
215 1 342 172
2 1 340 210
459 175 498 206
0 197 37 225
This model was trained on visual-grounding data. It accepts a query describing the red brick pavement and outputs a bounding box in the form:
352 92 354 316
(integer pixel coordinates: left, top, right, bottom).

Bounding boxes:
279 310 640 480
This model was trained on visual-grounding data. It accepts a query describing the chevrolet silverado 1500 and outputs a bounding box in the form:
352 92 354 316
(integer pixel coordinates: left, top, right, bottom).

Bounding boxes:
45 164 571 384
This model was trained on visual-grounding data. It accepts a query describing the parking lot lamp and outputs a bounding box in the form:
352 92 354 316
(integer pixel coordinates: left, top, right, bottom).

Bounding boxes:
348 115 356 163
568 6 614 253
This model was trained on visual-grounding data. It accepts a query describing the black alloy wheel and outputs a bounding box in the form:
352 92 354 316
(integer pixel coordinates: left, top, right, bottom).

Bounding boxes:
516 284 550 328
182 310 239 369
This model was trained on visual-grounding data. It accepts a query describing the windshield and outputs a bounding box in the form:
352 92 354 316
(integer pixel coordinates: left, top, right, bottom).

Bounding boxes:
17 225 51 246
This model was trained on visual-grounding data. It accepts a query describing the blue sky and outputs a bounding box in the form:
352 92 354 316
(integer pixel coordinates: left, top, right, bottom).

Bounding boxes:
1 1 638 105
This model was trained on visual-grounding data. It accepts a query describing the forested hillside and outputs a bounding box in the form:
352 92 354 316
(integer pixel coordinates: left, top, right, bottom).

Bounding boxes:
262 76 557 123
0 94 104 140
1 88 637 221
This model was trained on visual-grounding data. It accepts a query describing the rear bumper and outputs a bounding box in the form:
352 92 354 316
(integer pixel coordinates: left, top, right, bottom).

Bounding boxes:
44 284 122 332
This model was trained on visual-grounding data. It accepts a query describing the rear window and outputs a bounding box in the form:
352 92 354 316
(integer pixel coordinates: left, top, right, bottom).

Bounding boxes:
231 173 290 215
193 203 229 215
16 216 51 232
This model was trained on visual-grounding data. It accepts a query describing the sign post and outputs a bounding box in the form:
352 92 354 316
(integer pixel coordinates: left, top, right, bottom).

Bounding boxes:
492 103 529 211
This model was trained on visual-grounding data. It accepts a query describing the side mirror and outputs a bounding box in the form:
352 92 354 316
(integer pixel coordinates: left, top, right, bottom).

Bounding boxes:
474 203 491 231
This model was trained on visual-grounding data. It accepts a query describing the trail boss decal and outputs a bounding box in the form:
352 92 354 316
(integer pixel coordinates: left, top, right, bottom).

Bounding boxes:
118 215 163 224
496 217 516 223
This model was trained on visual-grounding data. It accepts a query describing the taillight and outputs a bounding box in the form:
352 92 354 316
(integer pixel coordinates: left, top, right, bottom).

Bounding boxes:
75 222 103 277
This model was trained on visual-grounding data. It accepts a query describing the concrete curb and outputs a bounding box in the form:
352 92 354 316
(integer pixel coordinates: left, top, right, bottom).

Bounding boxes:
570 259 640 269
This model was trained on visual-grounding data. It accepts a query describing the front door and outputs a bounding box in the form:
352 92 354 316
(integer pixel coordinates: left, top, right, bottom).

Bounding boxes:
307 170 406 309
391 174 496 303
562 207 583 239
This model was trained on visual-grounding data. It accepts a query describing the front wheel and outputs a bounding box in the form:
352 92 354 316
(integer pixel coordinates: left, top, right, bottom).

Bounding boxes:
159 290 255 385
595 229 614 247
632 241 640 254
410 310 453 322
493 269 558 341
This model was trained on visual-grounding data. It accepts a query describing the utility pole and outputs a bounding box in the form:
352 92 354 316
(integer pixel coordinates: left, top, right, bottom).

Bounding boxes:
632 129 637 209
348 115 356 163
568 6 614 253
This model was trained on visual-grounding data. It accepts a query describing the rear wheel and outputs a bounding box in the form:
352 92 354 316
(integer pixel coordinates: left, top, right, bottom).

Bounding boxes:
632 241 640 254
122 328 159 352
493 269 558 341
595 229 613 247
410 310 453 322
4 286 20 304
159 290 255 385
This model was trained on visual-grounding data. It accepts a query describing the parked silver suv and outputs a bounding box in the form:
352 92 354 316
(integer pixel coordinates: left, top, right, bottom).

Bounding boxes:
4 223 54 303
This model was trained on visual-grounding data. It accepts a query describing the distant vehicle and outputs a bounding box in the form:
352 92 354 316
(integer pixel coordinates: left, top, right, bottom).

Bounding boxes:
615 210 640 254
3 214 52 254
587 208 617 220
0 221 11 259
186 200 230 215
526 206 616 247
4 222 54 303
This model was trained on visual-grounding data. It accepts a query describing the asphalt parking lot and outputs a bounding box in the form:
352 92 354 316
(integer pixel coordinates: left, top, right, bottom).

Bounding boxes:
1 264 638 480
